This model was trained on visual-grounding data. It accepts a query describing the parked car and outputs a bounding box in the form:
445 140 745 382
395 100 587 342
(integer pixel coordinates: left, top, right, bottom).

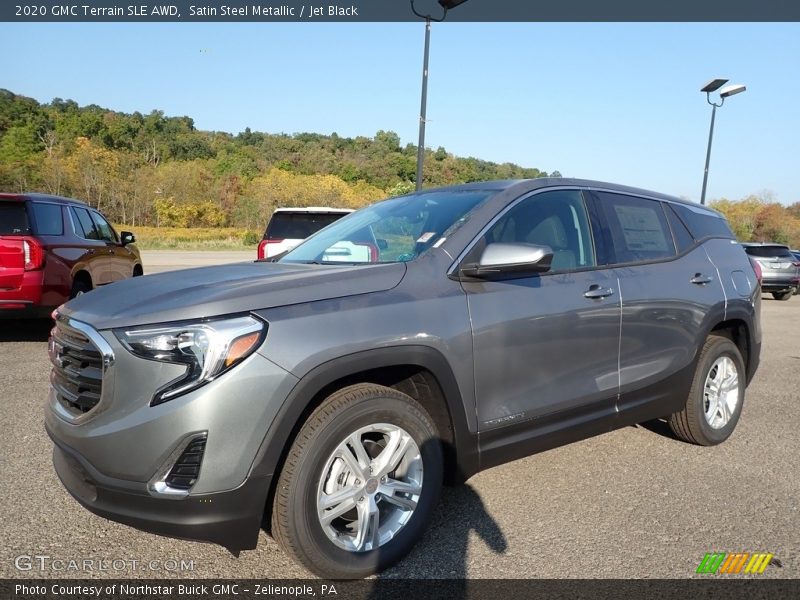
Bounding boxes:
46 179 761 578
741 242 800 300
257 207 353 259
0 193 142 318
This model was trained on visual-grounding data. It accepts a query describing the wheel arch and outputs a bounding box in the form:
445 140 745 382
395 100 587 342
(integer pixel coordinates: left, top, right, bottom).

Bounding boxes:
249 345 479 528
71 269 92 289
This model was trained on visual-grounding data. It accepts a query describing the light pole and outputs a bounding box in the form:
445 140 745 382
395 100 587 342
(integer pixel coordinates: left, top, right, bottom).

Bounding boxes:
700 78 746 205
411 0 469 191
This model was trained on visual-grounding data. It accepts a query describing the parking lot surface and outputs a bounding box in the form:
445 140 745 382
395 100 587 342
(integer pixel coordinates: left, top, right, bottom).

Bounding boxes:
1 251 797 579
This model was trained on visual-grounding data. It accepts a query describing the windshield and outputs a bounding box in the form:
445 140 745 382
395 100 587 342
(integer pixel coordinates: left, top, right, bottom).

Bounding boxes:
280 190 493 264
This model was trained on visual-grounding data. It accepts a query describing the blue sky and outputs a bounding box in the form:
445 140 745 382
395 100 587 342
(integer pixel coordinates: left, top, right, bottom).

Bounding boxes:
1 22 797 204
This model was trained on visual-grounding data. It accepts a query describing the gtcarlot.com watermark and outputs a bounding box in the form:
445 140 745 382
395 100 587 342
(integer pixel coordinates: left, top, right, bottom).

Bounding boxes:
14 554 195 573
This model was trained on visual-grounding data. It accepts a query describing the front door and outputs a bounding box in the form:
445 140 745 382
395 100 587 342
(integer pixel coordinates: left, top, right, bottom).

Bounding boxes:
461 189 621 431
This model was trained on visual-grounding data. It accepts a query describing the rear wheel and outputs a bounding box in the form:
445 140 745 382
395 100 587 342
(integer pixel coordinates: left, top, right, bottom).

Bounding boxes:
133 264 143 277
668 334 745 446
271 383 442 579
772 291 793 301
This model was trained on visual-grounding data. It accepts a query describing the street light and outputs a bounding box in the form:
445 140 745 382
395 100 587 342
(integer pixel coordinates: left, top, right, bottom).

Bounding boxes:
699 78 747 204
410 0 469 191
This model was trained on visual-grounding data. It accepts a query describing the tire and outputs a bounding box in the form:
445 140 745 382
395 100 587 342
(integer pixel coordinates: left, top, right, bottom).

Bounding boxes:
772 291 793 301
668 334 745 446
133 265 143 277
69 279 91 299
271 383 443 579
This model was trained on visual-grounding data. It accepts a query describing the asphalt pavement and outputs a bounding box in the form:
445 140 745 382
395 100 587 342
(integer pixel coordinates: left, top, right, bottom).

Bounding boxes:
0 251 797 579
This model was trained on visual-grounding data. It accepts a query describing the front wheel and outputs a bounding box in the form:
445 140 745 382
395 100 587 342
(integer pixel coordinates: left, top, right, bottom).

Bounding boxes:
668 334 745 446
271 383 443 579
772 291 793 301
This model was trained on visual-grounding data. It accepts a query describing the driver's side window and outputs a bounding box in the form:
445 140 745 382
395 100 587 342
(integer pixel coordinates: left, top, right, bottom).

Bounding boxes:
485 190 596 272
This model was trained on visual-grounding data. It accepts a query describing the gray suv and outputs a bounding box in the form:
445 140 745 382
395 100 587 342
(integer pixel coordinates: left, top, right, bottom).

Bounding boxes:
46 179 761 578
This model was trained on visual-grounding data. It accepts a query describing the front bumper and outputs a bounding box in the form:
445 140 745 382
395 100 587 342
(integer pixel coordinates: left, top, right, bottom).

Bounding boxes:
49 434 270 551
45 317 300 549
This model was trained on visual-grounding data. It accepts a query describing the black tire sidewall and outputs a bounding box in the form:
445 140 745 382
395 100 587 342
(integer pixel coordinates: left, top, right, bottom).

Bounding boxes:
692 338 746 444
290 393 442 578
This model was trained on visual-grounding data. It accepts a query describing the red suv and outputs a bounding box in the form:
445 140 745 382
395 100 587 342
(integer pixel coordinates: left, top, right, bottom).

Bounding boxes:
0 193 142 318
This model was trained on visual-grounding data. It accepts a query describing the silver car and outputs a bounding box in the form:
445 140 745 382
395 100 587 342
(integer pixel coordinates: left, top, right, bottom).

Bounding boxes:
742 242 800 300
46 179 762 578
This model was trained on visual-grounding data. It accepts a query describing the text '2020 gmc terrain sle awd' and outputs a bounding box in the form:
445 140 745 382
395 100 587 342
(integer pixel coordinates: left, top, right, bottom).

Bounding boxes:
46 179 761 578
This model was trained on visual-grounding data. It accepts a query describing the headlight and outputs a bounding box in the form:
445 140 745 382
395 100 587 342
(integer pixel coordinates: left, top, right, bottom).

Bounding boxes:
114 315 266 405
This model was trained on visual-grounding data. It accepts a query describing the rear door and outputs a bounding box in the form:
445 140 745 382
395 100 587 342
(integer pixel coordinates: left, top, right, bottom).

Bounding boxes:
463 188 621 430
589 191 724 419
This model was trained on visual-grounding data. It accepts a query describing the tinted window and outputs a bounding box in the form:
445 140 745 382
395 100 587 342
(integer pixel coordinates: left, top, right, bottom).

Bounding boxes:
265 213 348 240
282 191 491 264
597 192 675 264
71 207 100 240
665 203 695 253
672 204 734 240
90 211 118 243
744 246 794 259
30 203 63 235
0 202 30 234
484 189 595 271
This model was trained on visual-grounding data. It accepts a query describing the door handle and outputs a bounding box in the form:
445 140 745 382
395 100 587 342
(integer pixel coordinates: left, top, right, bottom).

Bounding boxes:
584 285 614 299
690 273 713 285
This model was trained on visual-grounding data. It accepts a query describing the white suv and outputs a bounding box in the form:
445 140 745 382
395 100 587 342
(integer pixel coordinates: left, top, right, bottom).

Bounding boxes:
257 207 353 259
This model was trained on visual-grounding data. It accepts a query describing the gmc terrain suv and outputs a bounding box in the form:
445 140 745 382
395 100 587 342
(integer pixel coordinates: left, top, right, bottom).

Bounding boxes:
46 179 761 578
0 193 142 318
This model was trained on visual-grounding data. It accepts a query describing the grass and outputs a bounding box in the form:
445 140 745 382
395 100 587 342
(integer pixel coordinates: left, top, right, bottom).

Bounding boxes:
117 226 259 250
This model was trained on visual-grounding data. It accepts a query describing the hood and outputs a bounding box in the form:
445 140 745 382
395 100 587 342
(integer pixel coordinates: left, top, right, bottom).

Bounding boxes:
60 261 407 330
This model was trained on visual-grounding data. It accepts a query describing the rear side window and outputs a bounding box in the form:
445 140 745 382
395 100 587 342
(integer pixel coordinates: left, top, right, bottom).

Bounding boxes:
0 202 30 234
265 213 347 240
30 203 64 235
672 204 734 240
597 192 676 264
665 204 695 253
71 207 100 240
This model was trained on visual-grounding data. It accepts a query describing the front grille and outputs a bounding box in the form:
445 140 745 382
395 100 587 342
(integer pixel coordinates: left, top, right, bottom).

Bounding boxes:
164 437 207 490
49 320 104 416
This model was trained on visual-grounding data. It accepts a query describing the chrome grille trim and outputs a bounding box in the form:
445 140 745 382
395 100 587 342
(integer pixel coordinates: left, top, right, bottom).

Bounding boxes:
48 313 115 424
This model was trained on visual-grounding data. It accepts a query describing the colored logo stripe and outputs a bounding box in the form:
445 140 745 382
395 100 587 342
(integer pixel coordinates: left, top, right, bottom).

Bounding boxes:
697 552 773 574
697 553 726 573
745 553 773 574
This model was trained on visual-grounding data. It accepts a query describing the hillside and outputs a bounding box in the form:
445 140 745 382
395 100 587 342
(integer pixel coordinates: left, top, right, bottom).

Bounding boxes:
0 89 555 229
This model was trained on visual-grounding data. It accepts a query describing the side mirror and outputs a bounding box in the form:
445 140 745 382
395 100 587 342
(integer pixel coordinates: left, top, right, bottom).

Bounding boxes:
461 243 553 279
120 231 136 246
